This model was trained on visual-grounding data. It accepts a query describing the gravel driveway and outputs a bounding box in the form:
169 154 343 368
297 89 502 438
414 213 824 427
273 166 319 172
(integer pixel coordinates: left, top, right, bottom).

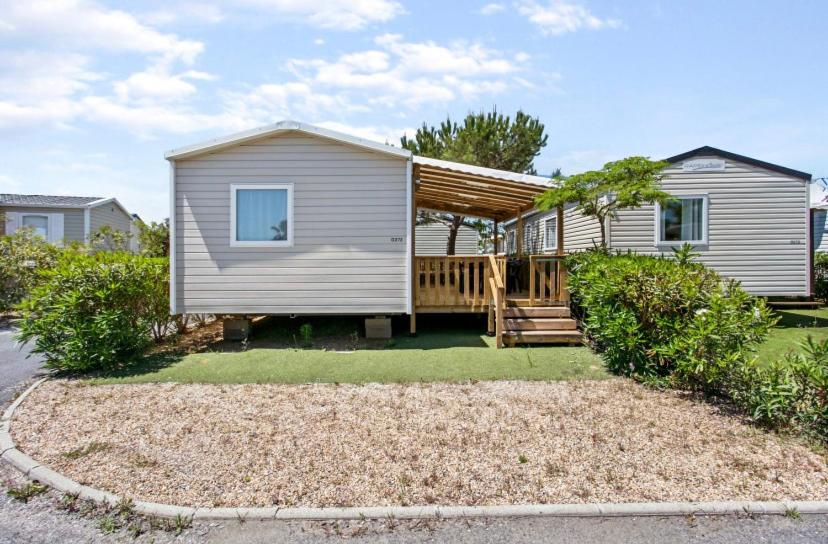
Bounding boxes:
12 379 828 508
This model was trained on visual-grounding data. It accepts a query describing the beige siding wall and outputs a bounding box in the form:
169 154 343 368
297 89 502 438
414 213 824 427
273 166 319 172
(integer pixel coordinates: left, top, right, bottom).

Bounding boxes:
0 206 85 242
415 223 478 255
89 202 132 237
504 202 602 254
174 132 409 314
609 155 809 296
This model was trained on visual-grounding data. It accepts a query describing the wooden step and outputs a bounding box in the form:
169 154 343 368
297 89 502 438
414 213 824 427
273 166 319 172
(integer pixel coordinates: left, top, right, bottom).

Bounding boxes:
504 306 571 318
504 318 577 331
503 330 583 345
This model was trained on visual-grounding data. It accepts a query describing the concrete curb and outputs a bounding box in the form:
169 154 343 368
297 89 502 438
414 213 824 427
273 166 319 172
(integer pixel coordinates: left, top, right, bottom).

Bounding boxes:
3 378 828 521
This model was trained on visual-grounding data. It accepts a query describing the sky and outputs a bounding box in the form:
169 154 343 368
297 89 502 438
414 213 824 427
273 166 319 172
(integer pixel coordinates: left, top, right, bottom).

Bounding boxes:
1 0 827 221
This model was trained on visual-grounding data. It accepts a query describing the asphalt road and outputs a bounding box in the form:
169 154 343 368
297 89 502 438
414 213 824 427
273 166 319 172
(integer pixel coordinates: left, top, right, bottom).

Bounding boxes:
0 322 44 406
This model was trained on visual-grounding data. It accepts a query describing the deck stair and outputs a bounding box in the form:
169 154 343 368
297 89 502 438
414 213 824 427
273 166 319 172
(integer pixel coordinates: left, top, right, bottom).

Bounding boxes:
501 303 582 346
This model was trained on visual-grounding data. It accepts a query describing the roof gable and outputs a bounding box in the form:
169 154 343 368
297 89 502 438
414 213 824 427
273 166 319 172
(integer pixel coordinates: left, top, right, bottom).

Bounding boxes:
665 146 811 181
0 194 102 207
165 120 412 161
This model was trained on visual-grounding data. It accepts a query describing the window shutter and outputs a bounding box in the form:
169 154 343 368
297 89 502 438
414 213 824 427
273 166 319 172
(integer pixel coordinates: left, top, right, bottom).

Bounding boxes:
49 213 65 244
5 211 20 235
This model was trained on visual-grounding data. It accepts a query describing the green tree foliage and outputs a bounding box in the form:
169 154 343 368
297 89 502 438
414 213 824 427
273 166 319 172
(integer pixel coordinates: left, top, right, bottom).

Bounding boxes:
16 252 170 371
402 109 548 254
0 228 62 310
536 156 671 246
90 225 132 252
137 219 170 257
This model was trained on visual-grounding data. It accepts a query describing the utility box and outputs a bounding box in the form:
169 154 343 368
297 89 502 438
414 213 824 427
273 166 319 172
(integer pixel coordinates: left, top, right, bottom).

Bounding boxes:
365 317 392 339
223 317 250 341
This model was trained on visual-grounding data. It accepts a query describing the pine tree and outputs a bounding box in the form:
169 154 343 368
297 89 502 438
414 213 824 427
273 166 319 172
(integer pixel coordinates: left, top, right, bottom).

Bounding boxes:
402 109 548 254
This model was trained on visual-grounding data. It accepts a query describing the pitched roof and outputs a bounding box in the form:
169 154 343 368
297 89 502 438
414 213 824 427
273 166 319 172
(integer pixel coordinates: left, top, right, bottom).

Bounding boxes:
165 120 411 160
664 146 812 181
0 194 103 207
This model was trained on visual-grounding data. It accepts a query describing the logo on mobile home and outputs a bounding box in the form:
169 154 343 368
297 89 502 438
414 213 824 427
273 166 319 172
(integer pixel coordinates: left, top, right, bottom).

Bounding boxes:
682 159 726 172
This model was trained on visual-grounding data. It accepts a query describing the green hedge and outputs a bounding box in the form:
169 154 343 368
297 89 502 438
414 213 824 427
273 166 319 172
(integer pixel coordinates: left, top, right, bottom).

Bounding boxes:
568 248 827 442
16 252 170 372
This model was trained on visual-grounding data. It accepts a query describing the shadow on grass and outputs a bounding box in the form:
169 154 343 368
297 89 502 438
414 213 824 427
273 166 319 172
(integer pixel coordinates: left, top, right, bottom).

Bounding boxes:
81 351 186 381
773 309 828 329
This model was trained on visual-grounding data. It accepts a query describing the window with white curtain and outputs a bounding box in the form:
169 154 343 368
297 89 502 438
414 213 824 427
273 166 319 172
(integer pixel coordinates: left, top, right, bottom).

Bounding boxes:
656 195 707 244
230 184 294 247
22 215 49 238
542 216 557 251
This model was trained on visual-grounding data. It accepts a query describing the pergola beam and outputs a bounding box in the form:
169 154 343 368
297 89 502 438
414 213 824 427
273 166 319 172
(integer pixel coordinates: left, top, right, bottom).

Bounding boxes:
418 170 544 198
417 178 535 206
418 165 551 195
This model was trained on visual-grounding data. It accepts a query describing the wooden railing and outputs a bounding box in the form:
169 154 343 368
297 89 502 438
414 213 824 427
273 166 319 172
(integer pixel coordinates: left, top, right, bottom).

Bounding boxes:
487 255 506 349
529 254 569 306
414 255 505 311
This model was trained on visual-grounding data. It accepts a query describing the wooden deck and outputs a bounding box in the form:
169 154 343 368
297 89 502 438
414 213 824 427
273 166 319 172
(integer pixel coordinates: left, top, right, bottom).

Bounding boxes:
412 254 579 347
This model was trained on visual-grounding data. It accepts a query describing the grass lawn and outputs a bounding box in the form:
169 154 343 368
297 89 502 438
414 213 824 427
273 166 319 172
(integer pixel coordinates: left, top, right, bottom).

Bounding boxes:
93 315 609 384
756 307 828 364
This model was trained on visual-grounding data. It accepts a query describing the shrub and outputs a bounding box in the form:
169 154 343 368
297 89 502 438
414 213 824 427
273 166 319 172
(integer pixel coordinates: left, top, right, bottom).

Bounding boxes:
733 337 828 441
0 229 62 310
814 252 828 302
566 247 775 393
16 252 170 371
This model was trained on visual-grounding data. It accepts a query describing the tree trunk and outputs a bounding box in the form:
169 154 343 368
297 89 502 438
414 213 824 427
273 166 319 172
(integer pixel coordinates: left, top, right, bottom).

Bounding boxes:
598 214 607 247
446 215 464 255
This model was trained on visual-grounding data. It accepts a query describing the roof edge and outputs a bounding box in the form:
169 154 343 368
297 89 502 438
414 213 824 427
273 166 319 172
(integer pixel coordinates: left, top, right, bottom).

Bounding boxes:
85 197 132 218
164 120 412 160
413 155 552 187
664 146 812 181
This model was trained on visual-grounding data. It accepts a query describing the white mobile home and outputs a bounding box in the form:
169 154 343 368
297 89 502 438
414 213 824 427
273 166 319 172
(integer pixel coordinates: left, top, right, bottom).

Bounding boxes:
167 121 579 347
504 146 813 297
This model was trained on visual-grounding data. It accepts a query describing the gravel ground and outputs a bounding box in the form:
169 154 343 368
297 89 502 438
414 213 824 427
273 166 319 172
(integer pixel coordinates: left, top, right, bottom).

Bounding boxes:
11 379 828 508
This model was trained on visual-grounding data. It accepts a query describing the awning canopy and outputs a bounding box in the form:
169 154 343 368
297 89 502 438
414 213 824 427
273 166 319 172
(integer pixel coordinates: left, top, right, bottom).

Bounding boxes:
413 156 553 221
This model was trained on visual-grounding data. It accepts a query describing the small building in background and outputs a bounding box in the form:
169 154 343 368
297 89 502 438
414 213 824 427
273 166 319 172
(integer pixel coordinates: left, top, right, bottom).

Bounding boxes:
415 219 479 255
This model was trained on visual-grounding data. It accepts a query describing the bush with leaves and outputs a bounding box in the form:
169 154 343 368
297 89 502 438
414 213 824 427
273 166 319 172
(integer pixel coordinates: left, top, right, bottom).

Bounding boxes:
733 337 828 442
137 219 170 258
0 228 63 310
16 252 169 371
566 246 775 393
814 252 828 302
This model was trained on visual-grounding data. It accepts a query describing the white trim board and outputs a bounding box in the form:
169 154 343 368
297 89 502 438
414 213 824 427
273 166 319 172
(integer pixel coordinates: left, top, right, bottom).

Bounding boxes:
164 120 411 161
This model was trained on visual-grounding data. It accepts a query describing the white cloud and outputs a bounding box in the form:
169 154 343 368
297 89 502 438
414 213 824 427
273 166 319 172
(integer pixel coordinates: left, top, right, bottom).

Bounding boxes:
113 69 215 104
232 0 404 30
3 0 204 64
517 1 622 35
479 3 505 15
141 3 225 25
314 121 414 146
313 38 326 45
285 34 529 108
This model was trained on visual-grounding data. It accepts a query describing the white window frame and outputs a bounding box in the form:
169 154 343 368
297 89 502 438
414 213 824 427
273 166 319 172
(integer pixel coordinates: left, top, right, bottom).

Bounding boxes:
230 183 294 248
542 215 557 252
20 213 50 239
654 193 709 246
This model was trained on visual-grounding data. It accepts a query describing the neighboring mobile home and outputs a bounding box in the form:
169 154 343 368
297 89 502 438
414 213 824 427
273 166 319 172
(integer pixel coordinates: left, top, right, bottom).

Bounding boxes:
504 147 813 298
1 194 134 246
415 219 479 256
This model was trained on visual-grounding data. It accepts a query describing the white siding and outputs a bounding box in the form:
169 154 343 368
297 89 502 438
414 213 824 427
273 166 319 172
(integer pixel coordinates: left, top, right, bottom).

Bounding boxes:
813 209 828 253
174 132 408 314
503 202 602 254
0 206 84 242
415 223 478 255
609 155 809 296
89 202 133 238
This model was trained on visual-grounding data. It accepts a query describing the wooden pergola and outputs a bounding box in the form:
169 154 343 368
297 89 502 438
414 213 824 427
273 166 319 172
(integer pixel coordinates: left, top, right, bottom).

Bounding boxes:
412 155 562 255
410 156 567 337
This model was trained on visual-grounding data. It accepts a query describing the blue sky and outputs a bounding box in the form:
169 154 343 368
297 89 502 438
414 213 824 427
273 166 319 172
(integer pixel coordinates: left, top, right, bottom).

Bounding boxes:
1 0 826 221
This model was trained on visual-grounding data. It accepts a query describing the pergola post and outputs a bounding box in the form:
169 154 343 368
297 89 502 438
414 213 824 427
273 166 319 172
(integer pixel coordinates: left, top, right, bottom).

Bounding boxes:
516 210 524 256
556 204 564 256
493 219 499 254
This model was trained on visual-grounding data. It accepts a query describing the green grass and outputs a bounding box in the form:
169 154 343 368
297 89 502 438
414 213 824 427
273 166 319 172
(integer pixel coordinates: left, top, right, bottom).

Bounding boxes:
92 315 608 385
756 307 828 364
